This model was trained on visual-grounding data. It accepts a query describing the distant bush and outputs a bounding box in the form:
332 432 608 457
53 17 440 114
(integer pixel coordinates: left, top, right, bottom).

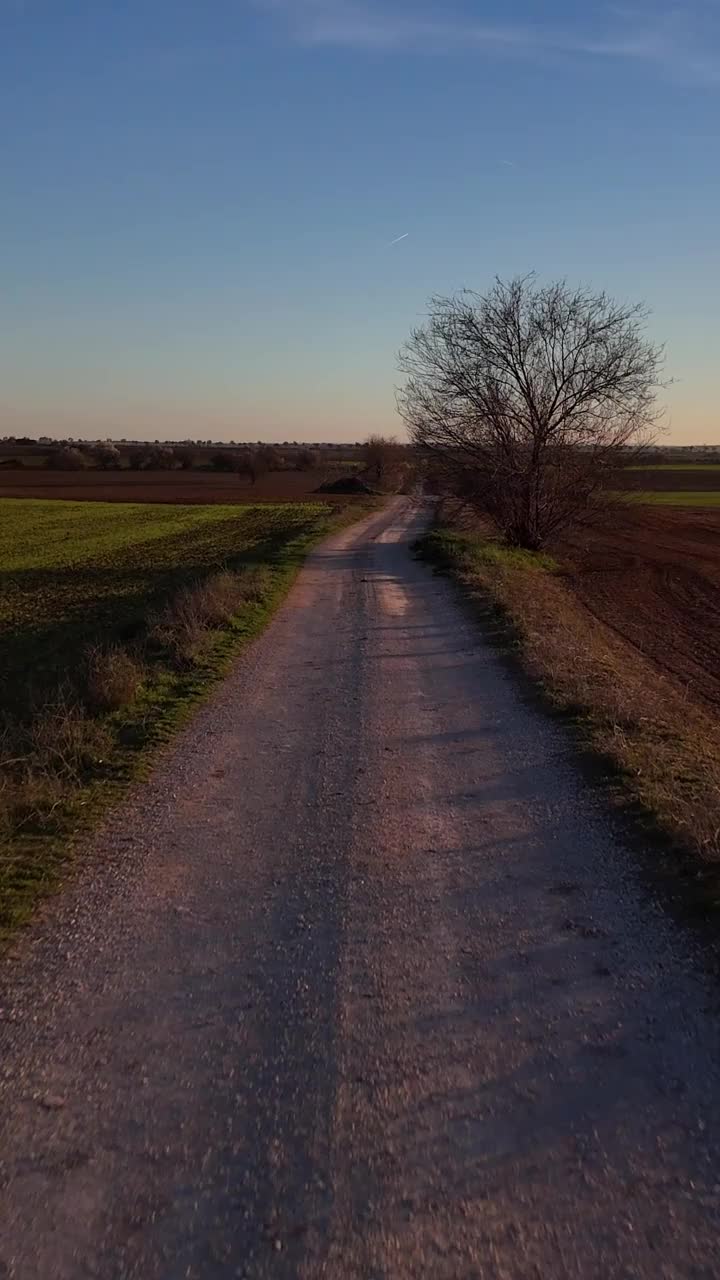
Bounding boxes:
91 443 122 471
127 446 175 471
256 445 283 472
211 451 236 473
173 446 194 470
146 447 175 470
234 451 258 484
295 449 317 471
47 446 90 471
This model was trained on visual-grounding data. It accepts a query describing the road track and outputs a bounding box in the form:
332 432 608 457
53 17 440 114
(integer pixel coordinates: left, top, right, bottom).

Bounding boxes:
2 498 720 1278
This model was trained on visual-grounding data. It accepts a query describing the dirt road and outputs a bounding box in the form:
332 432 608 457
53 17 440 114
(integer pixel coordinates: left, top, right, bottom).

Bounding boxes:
2 498 720 1278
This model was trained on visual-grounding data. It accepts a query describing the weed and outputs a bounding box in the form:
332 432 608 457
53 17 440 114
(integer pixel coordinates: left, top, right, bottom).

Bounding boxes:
30 694 114 781
85 645 145 712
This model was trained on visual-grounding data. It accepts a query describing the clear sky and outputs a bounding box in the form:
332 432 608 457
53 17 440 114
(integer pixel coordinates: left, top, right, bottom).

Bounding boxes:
1 0 719 444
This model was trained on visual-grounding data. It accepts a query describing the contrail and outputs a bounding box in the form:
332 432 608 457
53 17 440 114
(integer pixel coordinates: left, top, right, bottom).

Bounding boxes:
389 233 409 245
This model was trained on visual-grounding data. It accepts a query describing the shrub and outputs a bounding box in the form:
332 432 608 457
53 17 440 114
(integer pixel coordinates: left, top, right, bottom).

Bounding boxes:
211 451 236 473
47 446 90 471
147 447 175 470
173 446 194 470
256 445 282 472
84 646 145 713
149 591 208 668
91 443 122 470
148 569 272 667
30 695 114 781
0 772 66 841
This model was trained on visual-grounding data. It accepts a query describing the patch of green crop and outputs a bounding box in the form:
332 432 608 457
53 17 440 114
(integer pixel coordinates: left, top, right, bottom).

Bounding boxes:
624 491 720 507
627 464 720 472
0 497 372 937
0 499 329 713
415 527 558 574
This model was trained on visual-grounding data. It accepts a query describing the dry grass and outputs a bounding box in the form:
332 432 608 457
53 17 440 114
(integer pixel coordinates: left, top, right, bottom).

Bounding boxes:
30 695 114 779
420 515 720 862
85 645 145 712
0 693 114 845
0 773 65 840
0 567 277 854
0 496 368 933
149 567 272 667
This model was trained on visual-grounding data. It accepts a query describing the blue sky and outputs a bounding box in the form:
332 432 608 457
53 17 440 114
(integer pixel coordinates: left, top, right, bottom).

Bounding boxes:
1 0 719 443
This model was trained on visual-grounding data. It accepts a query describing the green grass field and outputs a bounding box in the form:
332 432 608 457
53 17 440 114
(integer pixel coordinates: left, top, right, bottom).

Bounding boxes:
632 491 720 507
0 499 329 709
0 498 357 935
627 463 720 471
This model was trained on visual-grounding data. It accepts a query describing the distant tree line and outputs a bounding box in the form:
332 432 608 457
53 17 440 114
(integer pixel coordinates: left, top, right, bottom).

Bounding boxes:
36 442 325 477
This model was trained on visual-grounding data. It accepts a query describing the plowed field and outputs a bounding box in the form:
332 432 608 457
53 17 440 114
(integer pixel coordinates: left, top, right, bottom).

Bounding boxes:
559 507 720 710
0 468 361 504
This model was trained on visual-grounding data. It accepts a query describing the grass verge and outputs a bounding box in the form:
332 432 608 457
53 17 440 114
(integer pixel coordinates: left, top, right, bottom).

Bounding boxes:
0 498 378 938
417 520 720 877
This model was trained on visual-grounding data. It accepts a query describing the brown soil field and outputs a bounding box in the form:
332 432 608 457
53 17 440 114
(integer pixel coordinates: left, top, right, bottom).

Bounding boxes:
558 507 720 710
0 468 365 504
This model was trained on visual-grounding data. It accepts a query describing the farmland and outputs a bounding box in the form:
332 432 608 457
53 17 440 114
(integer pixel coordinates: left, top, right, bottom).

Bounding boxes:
615 464 720 497
559 505 720 710
423 494 720 861
0 497 362 932
0 465 367 505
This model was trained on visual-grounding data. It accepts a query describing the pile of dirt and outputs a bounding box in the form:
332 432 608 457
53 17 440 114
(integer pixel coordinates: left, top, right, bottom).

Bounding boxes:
315 475 378 495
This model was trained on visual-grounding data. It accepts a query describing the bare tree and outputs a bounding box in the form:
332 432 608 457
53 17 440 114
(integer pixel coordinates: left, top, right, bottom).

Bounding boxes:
256 445 283 472
295 448 317 472
234 450 266 485
173 446 194 470
363 435 398 488
398 275 665 549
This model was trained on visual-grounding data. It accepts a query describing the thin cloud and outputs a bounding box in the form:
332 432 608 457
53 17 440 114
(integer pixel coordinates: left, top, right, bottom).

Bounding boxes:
254 1 720 85
389 232 409 246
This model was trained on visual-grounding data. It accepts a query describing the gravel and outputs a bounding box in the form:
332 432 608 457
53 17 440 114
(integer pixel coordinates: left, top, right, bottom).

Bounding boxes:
2 497 720 1278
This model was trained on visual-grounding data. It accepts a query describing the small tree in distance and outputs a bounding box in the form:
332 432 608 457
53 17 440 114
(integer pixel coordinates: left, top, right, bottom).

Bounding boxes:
363 435 398 488
173 446 194 470
256 445 283 472
397 275 665 549
235 451 268 486
295 448 317 471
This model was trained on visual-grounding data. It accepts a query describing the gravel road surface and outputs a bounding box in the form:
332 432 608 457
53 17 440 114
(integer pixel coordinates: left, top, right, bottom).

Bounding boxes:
2 497 720 1278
